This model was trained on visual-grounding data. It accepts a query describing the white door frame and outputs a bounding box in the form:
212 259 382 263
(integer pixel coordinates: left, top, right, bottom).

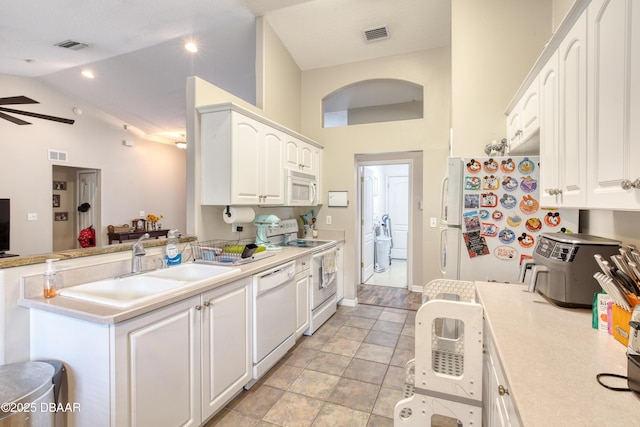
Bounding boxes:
355 151 423 292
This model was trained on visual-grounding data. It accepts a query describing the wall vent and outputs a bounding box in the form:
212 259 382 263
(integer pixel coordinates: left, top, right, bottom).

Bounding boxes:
362 26 390 43
48 149 68 162
55 40 89 50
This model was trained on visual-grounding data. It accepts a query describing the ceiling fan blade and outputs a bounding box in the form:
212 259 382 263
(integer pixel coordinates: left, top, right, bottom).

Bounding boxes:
0 111 32 125
0 96 39 106
0 106 74 125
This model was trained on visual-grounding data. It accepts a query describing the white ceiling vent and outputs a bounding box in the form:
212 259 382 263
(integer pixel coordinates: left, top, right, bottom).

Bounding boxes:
362 26 390 43
55 40 89 50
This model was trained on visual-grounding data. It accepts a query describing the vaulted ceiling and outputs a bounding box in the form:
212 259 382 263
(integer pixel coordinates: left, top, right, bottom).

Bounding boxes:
0 0 450 140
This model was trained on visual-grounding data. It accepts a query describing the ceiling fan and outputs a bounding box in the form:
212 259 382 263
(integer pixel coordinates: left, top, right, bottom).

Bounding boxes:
0 96 75 125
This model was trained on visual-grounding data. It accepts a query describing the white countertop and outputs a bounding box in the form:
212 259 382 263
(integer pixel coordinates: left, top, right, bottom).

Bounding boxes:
476 281 640 426
19 243 335 325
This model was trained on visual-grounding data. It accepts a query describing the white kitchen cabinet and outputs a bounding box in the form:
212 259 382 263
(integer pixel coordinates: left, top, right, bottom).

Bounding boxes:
201 109 284 205
587 0 640 209
483 319 522 427
506 77 539 153
539 50 560 207
201 278 252 421
285 137 318 176
295 256 310 338
29 277 253 427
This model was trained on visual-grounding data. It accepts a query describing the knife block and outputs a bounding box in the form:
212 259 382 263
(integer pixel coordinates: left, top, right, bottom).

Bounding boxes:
612 303 633 347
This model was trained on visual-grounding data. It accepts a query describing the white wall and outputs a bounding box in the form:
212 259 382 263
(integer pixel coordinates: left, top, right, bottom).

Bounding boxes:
0 75 186 256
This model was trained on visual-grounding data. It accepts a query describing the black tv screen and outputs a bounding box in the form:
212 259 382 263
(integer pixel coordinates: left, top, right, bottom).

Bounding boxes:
0 199 9 254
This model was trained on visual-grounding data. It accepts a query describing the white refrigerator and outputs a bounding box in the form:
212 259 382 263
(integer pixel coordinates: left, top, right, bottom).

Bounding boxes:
440 156 579 283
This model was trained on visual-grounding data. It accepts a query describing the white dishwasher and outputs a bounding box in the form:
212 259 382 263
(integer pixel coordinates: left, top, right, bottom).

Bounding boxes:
249 261 296 386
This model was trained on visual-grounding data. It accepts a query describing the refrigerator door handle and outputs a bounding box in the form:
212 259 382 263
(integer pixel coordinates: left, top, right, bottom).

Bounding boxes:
440 176 449 224
440 228 447 275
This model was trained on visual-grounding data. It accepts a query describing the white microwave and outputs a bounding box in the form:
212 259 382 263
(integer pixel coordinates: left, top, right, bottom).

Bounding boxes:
286 170 318 206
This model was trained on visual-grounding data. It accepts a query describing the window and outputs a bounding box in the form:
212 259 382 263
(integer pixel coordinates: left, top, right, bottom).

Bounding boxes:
322 79 423 128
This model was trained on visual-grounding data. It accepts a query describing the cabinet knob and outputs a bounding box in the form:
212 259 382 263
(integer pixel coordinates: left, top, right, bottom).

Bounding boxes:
633 179 640 189
621 180 634 190
195 305 202 311
203 301 211 307
498 385 509 396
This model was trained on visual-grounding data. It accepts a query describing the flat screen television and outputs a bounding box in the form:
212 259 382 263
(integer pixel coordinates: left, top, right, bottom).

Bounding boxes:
0 199 11 256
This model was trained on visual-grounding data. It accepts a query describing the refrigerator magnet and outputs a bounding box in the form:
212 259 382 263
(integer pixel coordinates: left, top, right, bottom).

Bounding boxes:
481 222 498 237
492 210 504 221
517 232 535 248
480 192 498 207
518 157 536 174
494 245 518 261
544 211 561 227
500 194 517 209
479 209 490 220
466 159 482 173
463 231 490 258
463 211 481 231
482 175 500 190
519 195 539 214
498 228 516 244
464 194 480 209
465 176 481 190
520 176 538 193
506 212 522 227
502 176 518 192
500 158 516 173
525 217 542 232
483 158 499 173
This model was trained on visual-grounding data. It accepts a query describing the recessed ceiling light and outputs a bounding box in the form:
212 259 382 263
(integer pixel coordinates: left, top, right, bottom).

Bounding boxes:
81 70 95 79
184 42 198 53
175 141 187 149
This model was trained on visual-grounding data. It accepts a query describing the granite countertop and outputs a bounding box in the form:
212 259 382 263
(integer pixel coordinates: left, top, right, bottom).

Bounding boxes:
19 242 337 325
476 281 640 426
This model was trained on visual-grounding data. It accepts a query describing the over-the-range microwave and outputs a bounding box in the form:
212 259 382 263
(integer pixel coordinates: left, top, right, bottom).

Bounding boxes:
285 169 317 206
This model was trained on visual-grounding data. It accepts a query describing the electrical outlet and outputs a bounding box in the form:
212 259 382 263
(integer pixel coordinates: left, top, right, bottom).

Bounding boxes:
430 217 437 227
27 213 37 221
326 215 332 225
139 210 145 217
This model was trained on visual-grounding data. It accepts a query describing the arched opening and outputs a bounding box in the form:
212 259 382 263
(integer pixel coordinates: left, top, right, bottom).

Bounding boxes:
322 79 424 128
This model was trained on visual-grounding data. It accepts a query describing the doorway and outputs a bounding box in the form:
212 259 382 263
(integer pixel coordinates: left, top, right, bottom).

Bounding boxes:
52 165 101 251
356 151 423 294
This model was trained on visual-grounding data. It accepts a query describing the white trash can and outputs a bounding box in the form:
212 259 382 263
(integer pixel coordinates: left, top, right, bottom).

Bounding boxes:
374 235 392 272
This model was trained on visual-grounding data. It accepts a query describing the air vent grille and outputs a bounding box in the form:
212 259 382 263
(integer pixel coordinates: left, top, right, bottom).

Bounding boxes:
363 26 390 43
48 149 68 162
55 40 89 50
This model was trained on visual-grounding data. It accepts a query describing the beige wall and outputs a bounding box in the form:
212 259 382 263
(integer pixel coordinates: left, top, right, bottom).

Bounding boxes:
0 75 186 256
300 49 451 301
451 0 553 156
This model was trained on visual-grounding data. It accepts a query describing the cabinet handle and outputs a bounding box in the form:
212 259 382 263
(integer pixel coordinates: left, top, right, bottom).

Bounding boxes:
195 305 202 310
203 301 210 307
622 180 634 190
498 385 509 396
633 179 640 189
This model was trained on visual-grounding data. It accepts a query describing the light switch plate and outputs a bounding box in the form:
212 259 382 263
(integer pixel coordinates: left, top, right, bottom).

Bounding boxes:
28 213 37 221
430 217 437 227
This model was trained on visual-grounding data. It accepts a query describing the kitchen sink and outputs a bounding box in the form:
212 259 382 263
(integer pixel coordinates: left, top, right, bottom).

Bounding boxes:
58 263 240 308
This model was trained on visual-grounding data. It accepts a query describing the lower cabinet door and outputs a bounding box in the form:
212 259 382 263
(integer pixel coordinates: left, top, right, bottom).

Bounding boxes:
201 278 253 421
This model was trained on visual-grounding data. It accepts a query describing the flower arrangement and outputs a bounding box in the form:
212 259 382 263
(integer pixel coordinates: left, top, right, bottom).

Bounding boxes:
146 214 163 223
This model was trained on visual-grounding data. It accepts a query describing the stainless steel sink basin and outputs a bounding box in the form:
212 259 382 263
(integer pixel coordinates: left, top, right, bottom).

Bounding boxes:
58 263 240 308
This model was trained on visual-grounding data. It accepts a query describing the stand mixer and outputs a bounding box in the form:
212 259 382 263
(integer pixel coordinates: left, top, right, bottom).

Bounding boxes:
254 214 282 250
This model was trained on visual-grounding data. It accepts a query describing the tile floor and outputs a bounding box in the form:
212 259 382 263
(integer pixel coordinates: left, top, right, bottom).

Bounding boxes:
364 259 407 288
205 304 415 426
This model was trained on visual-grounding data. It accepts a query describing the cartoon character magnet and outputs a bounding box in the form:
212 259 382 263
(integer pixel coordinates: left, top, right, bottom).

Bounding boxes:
518 157 536 174
519 195 539 214
517 232 535 248
502 176 519 192
506 212 522 227
484 158 499 173
498 228 516 244
500 194 517 209
466 159 482 174
520 175 538 193
480 192 498 207
465 176 481 190
481 222 499 237
500 158 516 174
544 211 561 227
492 210 504 221
483 175 500 190
525 217 542 232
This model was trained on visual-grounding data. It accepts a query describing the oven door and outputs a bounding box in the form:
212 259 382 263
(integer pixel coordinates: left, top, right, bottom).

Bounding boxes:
311 248 337 310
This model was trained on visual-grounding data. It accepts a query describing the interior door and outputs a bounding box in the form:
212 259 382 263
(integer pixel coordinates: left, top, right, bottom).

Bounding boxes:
387 175 408 259
361 167 375 282
77 169 97 245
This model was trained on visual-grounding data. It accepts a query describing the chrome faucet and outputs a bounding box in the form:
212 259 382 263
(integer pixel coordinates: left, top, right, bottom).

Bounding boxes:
131 233 150 274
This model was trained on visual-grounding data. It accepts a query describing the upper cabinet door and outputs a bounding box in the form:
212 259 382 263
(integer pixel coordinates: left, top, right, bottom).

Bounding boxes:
557 10 587 207
539 50 560 207
587 0 640 209
231 114 262 204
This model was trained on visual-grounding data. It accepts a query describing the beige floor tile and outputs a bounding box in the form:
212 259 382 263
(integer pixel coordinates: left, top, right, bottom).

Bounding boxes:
335 325 369 342
372 386 404 419
366 414 394 427
345 316 377 330
323 337 362 357
229 385 284 419
305 351 352 376
203 408 259 426
401 323 415 337
378 311 407 324
263 364 303 390
343 358 388 385
352 305 384 319
263 392 324 427
284 346 320 369
395 335 414 351
364 330 399 348
289 369 340 400
372 320 403 334
326 377 381 413
312 402 370 427
354 342 394 364
382 365 407 390
314 323 340 337
299 333 330 350
325 313 351 327
389 347 414 368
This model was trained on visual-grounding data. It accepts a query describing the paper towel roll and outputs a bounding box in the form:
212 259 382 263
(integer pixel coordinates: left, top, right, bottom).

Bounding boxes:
222 207 255 224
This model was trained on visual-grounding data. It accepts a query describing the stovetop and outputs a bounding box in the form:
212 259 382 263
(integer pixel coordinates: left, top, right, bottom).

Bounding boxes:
285 239 334 249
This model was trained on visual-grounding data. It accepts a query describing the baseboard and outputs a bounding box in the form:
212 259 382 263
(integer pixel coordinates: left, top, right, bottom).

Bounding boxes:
338 298 357 307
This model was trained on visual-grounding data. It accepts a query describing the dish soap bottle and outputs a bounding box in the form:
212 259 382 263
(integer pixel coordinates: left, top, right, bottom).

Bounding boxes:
43 258 59 298
165 230 182 266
